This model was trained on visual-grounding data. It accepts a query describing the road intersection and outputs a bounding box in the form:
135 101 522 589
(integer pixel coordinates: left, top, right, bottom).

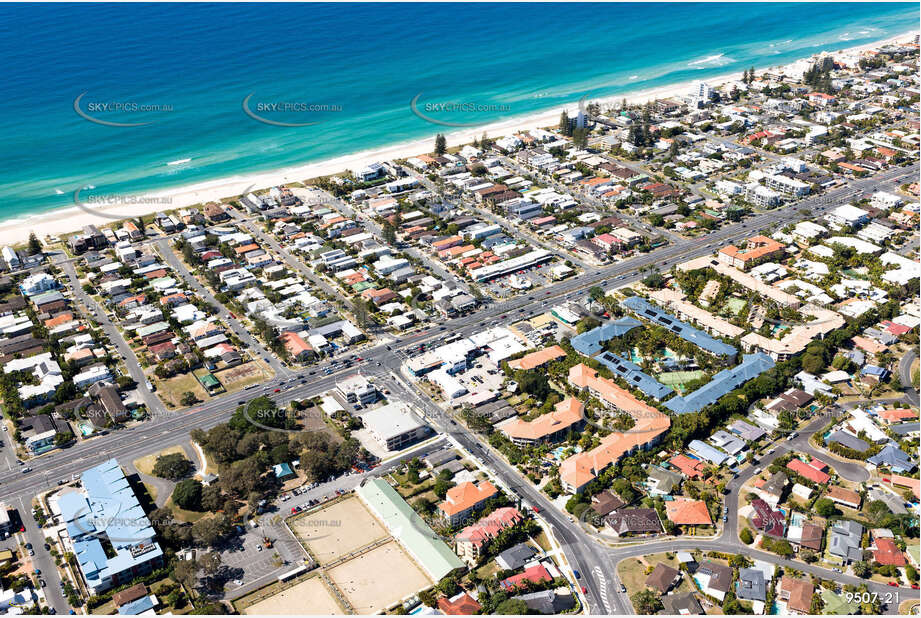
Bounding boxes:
5 161 916 614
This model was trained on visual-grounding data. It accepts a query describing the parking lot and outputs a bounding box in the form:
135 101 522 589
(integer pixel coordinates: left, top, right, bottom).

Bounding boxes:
482 261 558 298
220 513 308 593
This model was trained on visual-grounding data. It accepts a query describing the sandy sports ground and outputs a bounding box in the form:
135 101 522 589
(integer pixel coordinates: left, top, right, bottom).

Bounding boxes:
241 575 343 615
327 541 432 614
290 496 388 564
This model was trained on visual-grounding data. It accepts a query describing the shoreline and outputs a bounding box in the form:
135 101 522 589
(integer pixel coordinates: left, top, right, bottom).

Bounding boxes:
3 29 916 247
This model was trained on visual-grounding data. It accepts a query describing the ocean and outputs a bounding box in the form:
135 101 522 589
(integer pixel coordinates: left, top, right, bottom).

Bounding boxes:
0 2 915 224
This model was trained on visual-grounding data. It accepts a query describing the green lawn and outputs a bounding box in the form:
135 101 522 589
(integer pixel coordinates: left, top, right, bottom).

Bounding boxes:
821 589 857 614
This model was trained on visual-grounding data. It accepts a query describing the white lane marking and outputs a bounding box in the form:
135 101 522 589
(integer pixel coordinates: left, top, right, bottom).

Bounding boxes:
594 565 613 613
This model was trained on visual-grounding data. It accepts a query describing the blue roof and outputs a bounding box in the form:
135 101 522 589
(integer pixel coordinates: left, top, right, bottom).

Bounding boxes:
666 353 775 415
118 596 154 615
273 462 294 478
63 459 163 591
860 365 889 377
868 444 916 473
596 351 674 400
570 317 642 356
688 440 731 465
621 297 737 357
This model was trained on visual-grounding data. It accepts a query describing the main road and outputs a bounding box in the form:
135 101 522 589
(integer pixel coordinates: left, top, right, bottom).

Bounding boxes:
3 161 915 613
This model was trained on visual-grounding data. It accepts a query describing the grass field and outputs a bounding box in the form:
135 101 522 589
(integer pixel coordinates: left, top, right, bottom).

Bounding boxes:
133 445 187 476
241 576 343 615
327 541 431 614
290 497 388 564
156 372 210 408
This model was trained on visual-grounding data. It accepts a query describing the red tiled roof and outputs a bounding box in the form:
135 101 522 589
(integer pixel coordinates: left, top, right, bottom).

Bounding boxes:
500 563 551 591
437 593 481 615
873 538 906 566
787 459 830 485
438 481 497 518
455 507 522 548
665 498 712 526
669 454 706 479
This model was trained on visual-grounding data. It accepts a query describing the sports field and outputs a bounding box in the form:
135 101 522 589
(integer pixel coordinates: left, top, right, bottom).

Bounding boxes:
241 576 342 615
289 496 388 564
657 370 706 392
327 541 432 614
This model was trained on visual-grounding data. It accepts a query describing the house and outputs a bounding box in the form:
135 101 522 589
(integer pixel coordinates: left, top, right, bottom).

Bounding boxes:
93 384 129 423
786 458 830 485
512 588 576 614
279 331 314 361
20 413 68 453
437 592 481 616
590 490 625 518
829 520 864 564
779 576 814 615
826 486 861 509
500 563 552 592
669 454 707 479
603 508 661 537
495 543 537 571
665 498 712 526
867 444 916 473
873 537 906 567
696 561 732 601
662 593 704 615
438 480 498 526
751 498 785 538
646 466 682 496
755 471 788 508
796 522 824 551
645 563 681 594
736 568 766 602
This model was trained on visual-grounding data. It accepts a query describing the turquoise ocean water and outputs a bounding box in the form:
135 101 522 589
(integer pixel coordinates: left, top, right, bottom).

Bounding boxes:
0 3 915 224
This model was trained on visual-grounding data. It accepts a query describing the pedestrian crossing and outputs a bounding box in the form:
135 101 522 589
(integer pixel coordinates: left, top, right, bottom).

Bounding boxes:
593 565 613 614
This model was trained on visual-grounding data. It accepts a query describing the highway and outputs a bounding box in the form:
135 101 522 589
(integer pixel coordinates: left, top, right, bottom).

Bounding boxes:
4 160 916 613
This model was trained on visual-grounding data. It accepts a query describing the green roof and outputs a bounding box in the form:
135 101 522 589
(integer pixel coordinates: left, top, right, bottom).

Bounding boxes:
352 281 374 292
136 321 169 337
356 478 464 581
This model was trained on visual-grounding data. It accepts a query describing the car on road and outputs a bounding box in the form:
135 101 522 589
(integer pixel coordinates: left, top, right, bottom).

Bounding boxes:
39 579 46 588
888 581 898 587
28 549 34 556
274 388 280 393
21 467 32 473
581 586 587 594
620 584 627 593
573 569 580 579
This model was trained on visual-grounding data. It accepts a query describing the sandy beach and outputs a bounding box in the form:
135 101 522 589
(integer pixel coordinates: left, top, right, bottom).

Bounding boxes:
2 30 915 247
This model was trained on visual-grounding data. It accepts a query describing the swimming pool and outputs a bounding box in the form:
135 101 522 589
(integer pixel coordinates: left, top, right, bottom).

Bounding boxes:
790 512 805 527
